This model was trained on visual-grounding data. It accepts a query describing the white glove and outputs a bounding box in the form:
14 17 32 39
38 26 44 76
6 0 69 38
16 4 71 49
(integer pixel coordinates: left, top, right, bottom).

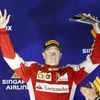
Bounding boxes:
0 9 10 29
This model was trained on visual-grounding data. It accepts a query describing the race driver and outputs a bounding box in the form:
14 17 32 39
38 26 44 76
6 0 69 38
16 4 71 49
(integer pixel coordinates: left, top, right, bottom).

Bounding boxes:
0 9 100 100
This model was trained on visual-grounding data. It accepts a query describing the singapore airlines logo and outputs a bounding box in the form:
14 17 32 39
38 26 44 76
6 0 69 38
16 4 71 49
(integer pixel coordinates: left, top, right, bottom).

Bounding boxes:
2 72 27 90
11 72 21 78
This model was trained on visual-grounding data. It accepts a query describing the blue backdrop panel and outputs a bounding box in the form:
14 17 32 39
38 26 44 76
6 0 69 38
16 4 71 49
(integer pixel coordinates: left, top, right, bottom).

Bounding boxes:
0 0 100 100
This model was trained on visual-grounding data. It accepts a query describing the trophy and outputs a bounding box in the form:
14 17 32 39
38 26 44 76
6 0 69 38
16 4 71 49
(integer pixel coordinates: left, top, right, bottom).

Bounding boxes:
69 13 100 27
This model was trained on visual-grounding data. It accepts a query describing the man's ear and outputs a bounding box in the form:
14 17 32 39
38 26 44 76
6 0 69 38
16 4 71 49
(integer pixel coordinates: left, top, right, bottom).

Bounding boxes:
42 52 45 59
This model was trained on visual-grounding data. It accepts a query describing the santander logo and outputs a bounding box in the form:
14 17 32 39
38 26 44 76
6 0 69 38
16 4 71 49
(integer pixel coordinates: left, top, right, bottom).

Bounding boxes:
36 82 69 93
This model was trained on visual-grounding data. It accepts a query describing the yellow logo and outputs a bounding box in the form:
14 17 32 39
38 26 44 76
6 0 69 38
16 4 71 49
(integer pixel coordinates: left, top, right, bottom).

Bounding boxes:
93 76 100 94
45 40 59 47
46 74 50 79
38 72 44 78
11 72 21 79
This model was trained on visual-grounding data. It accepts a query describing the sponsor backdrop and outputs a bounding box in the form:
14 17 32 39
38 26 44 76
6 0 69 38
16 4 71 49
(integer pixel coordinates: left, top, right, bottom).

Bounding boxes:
0 0 100 100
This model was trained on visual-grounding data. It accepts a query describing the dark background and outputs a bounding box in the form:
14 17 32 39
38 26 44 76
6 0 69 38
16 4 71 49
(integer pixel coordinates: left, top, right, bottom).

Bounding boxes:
0 0 100 100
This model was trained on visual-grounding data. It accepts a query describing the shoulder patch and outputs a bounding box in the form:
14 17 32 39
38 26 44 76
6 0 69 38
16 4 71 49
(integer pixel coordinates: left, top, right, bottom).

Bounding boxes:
65 64 80 71
24 61 39 67
71 64 80 71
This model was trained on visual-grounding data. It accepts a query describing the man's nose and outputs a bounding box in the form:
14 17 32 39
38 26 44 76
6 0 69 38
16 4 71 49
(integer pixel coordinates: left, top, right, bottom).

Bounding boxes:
52 52 56 56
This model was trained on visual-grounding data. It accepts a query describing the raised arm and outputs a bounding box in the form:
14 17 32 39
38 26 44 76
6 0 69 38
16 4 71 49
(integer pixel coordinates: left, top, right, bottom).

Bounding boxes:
0 9 39 82
82 21 100 73
90 21 100 64
67 15 100 85
0 9 15 59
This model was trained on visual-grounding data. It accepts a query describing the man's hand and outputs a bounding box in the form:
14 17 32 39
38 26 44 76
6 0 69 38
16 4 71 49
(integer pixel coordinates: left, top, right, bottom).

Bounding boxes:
80 82 98 100
0 9 10 29
92 21 100 34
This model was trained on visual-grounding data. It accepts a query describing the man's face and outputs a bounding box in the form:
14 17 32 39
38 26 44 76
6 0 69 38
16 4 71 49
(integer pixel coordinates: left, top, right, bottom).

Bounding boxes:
42 46 62 66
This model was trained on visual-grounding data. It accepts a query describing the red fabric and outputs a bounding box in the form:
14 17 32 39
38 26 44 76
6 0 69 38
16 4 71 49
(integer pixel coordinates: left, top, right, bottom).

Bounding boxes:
0 28 15 59
14 63 40 83
90 34 100 64
64 66 88 85
14 63 88 100
0 29 100 100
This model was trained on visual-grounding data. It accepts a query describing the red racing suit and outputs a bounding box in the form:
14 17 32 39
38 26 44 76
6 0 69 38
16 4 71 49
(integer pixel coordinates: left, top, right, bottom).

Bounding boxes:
0 28 100 100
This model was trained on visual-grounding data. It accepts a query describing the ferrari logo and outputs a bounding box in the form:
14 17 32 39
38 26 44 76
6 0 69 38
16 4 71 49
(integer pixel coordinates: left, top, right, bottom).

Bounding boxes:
56 73 60 80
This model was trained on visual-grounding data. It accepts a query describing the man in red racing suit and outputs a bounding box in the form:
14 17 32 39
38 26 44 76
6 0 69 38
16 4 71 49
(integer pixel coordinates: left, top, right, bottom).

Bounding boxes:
0 9 100 100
